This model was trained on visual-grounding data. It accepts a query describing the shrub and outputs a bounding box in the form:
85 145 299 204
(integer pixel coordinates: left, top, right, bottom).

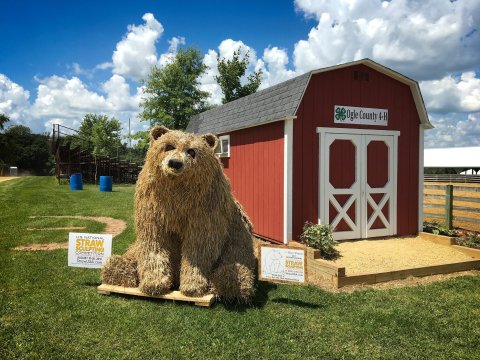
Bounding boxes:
300 222 339 260
456 233 480 249
423 221 455 237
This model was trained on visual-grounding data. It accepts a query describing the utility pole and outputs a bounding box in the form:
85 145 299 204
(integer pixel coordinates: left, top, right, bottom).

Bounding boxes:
128 118 132 162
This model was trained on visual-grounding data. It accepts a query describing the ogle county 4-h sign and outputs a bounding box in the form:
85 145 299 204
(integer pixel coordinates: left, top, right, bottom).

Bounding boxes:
334 105 388 126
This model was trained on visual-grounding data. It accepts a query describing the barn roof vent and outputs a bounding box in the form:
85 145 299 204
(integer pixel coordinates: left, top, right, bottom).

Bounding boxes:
353 71 369 81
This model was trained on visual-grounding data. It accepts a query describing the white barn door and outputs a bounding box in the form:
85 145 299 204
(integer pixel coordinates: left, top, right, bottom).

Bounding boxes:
318 129 398 240
363 135 396 238
323 133 362 240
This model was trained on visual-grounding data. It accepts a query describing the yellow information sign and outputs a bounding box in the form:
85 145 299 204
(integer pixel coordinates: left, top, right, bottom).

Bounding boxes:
68 232 112 268
258 244 307 285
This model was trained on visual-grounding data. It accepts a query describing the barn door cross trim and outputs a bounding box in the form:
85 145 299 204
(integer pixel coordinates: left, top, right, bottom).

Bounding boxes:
317 127 399 241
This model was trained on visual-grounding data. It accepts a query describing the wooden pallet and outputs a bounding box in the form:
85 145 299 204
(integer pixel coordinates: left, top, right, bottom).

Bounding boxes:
97 284 215 307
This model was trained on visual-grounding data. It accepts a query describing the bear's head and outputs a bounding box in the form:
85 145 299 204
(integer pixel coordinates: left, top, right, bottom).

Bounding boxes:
145 125 219 181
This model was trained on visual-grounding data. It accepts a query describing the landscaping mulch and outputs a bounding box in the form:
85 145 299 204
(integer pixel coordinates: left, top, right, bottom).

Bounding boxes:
329 237 476 275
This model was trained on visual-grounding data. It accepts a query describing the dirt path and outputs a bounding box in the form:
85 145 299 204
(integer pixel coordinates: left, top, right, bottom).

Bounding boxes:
0 177 20 183
14 216 127 251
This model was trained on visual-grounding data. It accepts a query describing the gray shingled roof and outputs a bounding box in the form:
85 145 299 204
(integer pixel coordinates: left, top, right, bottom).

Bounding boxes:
186 72 311 134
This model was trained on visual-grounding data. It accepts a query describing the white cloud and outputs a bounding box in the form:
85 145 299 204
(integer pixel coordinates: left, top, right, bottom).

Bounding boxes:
420 72 480 114
198 49 223 105
0 74 30 122
293 0 480 80
112 13 165 81
425 113 480 148
102 74 142 111
28 74 144 133
32 76 110 119
257 47 296 89
2 8 479 150
159 36 186 67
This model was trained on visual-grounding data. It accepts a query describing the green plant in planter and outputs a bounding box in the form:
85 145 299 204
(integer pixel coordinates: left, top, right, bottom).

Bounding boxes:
423 221 455 237
300 222 339 260
456 233 480 249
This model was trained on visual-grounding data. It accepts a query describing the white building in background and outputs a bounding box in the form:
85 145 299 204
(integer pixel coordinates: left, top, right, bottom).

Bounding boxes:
424 147 480 173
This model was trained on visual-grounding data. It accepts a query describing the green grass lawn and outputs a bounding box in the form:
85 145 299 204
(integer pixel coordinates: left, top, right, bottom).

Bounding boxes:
1 177 480 359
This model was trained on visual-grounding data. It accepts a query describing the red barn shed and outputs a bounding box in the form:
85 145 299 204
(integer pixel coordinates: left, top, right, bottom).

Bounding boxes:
187 59 432 244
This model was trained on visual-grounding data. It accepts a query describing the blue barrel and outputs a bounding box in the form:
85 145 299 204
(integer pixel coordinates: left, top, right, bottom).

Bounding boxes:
70 173 83 191
99 176 113 192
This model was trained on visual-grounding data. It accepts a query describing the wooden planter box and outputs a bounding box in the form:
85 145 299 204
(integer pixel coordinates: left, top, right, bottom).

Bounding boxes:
295 235 480 289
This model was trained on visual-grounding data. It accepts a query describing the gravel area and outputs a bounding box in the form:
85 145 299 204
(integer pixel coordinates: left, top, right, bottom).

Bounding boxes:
330 237 477 275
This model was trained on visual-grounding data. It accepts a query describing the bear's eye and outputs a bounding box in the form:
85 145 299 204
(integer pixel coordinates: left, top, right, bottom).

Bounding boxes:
187 149 196 158
165 144 175 152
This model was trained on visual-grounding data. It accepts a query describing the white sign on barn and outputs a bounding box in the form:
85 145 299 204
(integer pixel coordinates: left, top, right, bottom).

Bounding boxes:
334 105 388 126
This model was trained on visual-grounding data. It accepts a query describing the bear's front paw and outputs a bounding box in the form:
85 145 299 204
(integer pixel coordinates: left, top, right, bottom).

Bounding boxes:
180 278 210 297
139 276 171 296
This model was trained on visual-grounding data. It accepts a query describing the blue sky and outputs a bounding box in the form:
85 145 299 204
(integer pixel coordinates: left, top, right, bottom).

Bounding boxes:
0 0 479 148
0 1 313 91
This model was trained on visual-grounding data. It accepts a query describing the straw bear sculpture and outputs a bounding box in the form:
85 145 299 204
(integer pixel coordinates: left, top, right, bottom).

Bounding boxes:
102 125 256 302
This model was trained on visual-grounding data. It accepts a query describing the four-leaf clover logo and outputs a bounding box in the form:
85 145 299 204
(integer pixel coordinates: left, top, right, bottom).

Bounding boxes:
335 107 346 121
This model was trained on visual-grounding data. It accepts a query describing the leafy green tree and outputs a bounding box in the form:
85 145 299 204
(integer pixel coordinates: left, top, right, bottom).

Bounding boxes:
131 131 149 159
139 47 210 130
73 114 122 157
0 125 53 175
0 113 10 131
215 48 262 104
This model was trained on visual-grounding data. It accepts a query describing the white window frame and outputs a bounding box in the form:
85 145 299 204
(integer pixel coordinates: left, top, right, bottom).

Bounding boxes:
216 135 230 158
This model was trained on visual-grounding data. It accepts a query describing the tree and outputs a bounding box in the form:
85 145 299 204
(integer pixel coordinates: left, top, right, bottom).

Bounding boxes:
215 48 262 104
0 113 10 131
139 47 210 130
0 125 53 175
73 114 122 157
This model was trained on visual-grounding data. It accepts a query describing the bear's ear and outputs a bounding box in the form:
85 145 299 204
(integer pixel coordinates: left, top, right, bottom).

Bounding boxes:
202 133 218 149
150 125 170 140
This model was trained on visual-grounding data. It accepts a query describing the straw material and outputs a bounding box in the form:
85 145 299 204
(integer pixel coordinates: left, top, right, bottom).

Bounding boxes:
102 126 256 302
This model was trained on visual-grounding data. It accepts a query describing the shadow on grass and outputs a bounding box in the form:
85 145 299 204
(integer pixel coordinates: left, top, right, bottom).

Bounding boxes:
220 281 278 312
270 297 325 309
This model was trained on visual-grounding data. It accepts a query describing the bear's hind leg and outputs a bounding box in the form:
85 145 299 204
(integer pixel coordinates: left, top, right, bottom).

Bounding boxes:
211 263 255 303
101 255 139 288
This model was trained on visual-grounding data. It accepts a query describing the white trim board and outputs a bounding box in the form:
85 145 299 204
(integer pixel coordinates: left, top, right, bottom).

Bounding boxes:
316 127 400 137
418 125 425 232
283 118 293 244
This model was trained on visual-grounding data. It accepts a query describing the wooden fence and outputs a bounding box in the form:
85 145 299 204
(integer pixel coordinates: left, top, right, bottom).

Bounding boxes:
424 174 480 183
423 182 480 232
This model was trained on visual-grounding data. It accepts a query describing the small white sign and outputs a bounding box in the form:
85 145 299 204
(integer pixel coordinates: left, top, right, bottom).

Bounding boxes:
68 232 112 268
259 245 306 284
334 105 388 126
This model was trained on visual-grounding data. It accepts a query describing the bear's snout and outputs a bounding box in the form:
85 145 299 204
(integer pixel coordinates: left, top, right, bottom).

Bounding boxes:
168 159 183 170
